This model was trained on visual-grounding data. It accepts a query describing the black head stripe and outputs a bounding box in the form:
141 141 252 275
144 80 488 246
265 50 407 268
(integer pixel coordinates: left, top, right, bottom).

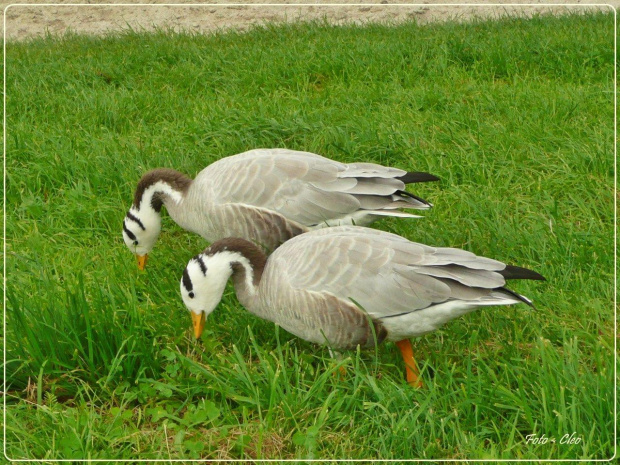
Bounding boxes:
126 212 146 230
196 255 208 275
182 268 193 292
123 222 137 241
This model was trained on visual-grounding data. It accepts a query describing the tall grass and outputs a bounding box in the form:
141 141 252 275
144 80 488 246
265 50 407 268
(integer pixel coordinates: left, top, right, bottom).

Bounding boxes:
4 12 615 460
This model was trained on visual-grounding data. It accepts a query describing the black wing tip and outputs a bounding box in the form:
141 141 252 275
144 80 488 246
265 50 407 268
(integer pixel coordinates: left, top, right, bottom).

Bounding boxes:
398 171 440 184
396 189 433 208
500 265 546 282
498 286 538 309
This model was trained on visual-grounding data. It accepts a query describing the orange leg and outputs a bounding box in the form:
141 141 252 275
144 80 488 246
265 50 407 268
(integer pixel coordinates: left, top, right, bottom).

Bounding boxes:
329 349 347 380
395 339 423 388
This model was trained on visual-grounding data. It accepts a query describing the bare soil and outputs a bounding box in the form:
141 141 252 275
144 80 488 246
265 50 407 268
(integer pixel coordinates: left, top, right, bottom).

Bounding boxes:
3 1 613 41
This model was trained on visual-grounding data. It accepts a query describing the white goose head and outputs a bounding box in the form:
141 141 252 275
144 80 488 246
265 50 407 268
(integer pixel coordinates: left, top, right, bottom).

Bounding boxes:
122 206 161 265
123 169 191 269
180 239 266 338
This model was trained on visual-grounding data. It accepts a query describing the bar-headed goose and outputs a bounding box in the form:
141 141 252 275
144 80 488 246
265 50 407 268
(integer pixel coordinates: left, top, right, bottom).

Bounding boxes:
180 226 544 387
122 148 438 269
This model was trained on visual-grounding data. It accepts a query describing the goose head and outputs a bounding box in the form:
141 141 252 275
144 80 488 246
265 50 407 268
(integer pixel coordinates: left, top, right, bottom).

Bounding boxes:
180 239 266 339
124 169 191 270
180 251 240 339
122 206 162 269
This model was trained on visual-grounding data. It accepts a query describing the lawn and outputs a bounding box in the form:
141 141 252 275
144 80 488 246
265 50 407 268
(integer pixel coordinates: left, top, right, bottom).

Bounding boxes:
3 11 615 461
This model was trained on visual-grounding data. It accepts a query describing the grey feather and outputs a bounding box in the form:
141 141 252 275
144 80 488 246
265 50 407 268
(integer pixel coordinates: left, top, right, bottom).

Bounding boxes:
342 178 405 195
339 162 406 178
410 264 506 289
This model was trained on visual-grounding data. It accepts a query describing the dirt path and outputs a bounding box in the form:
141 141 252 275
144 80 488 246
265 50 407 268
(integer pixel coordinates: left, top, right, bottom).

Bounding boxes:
3 1 613 41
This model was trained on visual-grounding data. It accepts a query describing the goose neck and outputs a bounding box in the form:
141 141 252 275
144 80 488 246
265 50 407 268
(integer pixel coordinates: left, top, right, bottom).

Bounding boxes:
206 238 267 307
134 168 192 213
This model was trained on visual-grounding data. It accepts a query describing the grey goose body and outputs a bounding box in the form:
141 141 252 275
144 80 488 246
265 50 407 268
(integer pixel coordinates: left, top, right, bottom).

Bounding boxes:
122 149 438 268
180 226 544 385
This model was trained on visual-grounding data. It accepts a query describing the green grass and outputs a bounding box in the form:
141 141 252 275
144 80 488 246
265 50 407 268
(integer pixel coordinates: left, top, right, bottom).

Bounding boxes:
4 12 615 461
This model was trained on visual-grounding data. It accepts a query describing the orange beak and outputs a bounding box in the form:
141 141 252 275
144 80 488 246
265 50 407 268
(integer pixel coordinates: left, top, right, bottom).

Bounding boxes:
136 254 148 270
191 312 206 339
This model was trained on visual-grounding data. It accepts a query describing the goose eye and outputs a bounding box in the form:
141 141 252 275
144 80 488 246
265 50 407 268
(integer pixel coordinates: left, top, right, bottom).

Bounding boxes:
188 291 195 299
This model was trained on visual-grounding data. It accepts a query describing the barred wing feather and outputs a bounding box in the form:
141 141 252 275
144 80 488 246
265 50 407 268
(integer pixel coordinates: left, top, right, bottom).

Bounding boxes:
269 227 515 321
197 149 430 227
